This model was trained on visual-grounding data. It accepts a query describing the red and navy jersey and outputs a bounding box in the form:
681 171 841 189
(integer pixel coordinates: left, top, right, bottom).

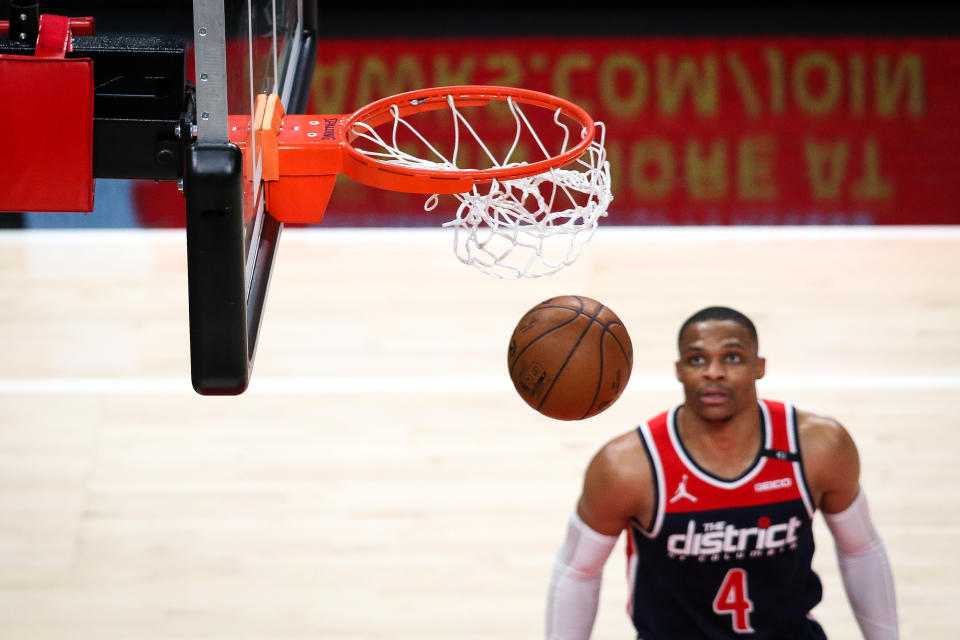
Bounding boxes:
627 400 822 639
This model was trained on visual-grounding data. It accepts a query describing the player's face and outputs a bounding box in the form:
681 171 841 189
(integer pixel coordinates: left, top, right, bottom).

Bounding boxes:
675 320 766 423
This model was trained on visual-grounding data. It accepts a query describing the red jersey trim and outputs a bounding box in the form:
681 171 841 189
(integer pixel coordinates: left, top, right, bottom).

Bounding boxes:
666 402 773 490
637 419 667 539
637 400 813 518
786 406 816 518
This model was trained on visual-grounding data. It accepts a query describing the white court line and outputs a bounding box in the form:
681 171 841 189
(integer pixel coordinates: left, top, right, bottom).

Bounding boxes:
250 225 960 243
1 226 959 245
0 374 958 395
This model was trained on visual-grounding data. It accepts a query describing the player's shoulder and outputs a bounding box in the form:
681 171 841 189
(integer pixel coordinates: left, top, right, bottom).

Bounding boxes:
797 409 851 444
795 408 862 511
580 427 654 534
587 428 652 488
795 409 859 468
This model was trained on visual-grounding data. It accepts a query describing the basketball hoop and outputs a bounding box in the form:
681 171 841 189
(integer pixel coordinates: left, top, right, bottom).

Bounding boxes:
342 86 612 279
241 86 613 278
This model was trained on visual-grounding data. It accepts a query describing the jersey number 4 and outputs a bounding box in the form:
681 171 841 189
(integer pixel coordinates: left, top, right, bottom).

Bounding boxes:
713 568 755 633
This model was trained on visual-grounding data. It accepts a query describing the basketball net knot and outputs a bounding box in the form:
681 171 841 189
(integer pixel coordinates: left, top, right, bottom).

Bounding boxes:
443 140 611 279
351 93 613 279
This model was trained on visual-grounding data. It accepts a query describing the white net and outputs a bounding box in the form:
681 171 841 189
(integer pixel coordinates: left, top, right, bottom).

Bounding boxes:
349 94 613 278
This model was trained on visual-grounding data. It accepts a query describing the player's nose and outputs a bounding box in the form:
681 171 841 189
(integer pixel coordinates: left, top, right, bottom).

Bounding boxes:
704 358 725 379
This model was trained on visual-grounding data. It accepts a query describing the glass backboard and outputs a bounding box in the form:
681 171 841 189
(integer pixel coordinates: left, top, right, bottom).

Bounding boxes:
186 0 316 394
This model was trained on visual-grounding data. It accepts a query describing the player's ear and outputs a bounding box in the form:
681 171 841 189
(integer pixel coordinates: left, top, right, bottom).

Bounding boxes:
675 359 683 381
756 356 766 380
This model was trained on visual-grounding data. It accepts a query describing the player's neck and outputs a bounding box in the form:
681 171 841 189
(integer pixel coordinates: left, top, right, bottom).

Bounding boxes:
677 403 762 478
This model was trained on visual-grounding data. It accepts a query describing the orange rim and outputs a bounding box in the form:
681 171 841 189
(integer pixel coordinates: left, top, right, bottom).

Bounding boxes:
339 85 597 193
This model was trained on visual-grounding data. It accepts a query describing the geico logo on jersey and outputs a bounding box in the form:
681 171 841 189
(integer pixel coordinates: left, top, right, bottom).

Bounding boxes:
754 477 793 492
667 517 803 560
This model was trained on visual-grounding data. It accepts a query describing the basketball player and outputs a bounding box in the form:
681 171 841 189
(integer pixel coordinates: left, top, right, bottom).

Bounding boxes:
545 307 898 639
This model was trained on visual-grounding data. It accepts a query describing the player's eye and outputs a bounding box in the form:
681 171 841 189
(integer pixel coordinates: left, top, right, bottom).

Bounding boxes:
725 353 743 363
689 355 706 366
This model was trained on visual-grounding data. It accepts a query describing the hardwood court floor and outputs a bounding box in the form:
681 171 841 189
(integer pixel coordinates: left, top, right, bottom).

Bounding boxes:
0 226 957 639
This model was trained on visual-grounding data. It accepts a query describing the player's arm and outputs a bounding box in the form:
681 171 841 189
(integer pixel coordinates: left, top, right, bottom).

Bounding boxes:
545 432 651 640
800 412 899 640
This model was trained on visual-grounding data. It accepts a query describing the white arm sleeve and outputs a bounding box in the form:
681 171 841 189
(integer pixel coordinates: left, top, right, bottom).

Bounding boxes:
544 512 619 640
823 489 899 640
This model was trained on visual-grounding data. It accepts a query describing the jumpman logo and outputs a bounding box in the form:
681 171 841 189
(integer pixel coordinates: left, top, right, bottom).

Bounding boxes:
669 473 698 504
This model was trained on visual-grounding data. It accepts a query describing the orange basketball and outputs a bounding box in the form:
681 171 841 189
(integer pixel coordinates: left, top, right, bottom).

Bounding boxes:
508 295 633 420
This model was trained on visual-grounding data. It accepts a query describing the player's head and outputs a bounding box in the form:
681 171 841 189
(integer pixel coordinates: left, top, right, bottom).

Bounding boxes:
675 307 765 423
677 306 758 352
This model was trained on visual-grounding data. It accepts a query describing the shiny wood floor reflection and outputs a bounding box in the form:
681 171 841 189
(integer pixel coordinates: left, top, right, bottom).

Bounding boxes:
0 226 957 639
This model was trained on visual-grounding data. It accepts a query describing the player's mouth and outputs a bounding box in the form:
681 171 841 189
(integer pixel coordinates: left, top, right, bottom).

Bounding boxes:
699 388 731 405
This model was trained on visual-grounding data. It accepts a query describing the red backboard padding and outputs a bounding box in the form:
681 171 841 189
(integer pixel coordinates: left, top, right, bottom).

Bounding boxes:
0 15 94 212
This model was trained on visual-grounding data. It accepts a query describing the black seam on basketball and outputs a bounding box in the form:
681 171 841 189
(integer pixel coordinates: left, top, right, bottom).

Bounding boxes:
603 322 633 364
508 311 582 373
507 296 586 375
537 305 605 412
579 329 606 420
533 299 611 331
529 303 586 314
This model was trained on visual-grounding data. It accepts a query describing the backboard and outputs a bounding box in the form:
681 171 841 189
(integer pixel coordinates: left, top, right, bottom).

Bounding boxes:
186 0 316 394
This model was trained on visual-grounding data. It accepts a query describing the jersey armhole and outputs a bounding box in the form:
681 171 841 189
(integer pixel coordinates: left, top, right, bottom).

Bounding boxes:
789 405 816 518
634 422 663 537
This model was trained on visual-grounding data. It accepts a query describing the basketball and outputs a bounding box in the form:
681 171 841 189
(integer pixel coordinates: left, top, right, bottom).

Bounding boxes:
507 295 633 420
